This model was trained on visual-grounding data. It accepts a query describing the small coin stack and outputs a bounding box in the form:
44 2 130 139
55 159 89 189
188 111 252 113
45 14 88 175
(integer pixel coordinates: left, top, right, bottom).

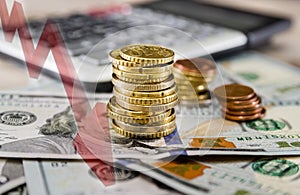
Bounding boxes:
107 44 178 139
173 58 216 105
214 84 266 122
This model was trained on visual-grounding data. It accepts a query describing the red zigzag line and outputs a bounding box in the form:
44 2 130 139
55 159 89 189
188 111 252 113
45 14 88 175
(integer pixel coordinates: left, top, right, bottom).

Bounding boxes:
0 0 114 186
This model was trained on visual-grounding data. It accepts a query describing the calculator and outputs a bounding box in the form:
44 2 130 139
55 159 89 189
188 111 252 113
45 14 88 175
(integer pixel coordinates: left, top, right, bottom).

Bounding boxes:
0 0 291 92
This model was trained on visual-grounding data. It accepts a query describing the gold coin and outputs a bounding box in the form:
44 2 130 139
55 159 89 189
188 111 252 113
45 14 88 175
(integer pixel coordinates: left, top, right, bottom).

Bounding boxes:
173 67 206 78
177 85 208 93
114 88 178 106
120 44 174 64
177 83 207 89
178 91 210 101
112 61 174 73
175 79 207 88
174 74 213 84
179 99 212 106
173 67 216 78
111 121 176 139
173 72 210 83
173 67 215 82
173 67 204 78
114 73 170 84
174 58 216 76
107 96 164 116
214 84 256 101
114 120 176 134
109 49 136 67
113 67 171 81
113 113 176 133
112 74 175 91
108 106 174 124
195 84 209 92
114 84 177 98
116 97 178 112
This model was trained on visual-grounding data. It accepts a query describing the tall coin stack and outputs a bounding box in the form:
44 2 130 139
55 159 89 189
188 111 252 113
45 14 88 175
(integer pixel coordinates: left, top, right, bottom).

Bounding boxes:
214 84 266 122
173 58 216 105
107 44 178 139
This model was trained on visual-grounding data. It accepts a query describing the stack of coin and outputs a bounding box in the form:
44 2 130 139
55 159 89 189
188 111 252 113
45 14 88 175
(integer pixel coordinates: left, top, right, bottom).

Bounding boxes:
107 44 178 139
173 58 216 105
214 84 266 122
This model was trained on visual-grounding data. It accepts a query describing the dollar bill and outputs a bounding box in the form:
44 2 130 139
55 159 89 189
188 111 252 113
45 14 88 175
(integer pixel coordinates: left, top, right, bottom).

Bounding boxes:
218 51 300 103
117 157 271 195
0 159 26 194
0 93 79 159
1 93 300 160
119 155 300 195
192 155 300 195
23 160 181 195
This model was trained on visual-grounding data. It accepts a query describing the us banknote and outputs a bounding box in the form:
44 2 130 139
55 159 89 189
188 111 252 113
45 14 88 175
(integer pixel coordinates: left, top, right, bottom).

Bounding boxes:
23 160 181 195
218 51 300 103
118 155 300 195
1 93 300 160
116 157 273 195
0 159 26 194
24 157 299 195
194 155 300 195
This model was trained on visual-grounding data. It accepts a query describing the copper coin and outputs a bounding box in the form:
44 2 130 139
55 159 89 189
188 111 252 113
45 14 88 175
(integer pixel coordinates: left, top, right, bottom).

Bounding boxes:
227 103 262 112
214 84 256 101
223 106 263 116
225 96 262 110
218 95 260 109
224 108 266 122
174 58 216 75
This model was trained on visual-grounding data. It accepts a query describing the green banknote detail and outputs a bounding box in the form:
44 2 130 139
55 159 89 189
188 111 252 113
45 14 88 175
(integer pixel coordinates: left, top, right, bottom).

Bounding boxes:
252 158 299 177
234 190 251 195
237 72 259 82
246 119 286 131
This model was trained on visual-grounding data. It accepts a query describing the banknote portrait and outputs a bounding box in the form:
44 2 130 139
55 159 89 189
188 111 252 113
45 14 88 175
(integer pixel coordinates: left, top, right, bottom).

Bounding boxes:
0 106 76 154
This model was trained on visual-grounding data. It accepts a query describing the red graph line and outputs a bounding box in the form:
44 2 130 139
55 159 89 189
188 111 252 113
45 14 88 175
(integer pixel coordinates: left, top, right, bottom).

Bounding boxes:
0 0 114 186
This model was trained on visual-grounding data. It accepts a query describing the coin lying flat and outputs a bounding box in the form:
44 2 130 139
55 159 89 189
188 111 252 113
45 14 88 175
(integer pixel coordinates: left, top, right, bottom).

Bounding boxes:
112 61 174 74
113 67 172 80
178 91 211 101
107 96 158 116
220 95 261 106
112 74 175 91
224 108 266 122
223 106 263 116
214 84 256 101
114 88 178 106
226 97 262 110
108 106 174 125
116 97 178 112
120 44 175 64
114 84 177 98
109 49 136 67
174 58 216 75
113 114 176 133
180 98 212 106
112 120 176 139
